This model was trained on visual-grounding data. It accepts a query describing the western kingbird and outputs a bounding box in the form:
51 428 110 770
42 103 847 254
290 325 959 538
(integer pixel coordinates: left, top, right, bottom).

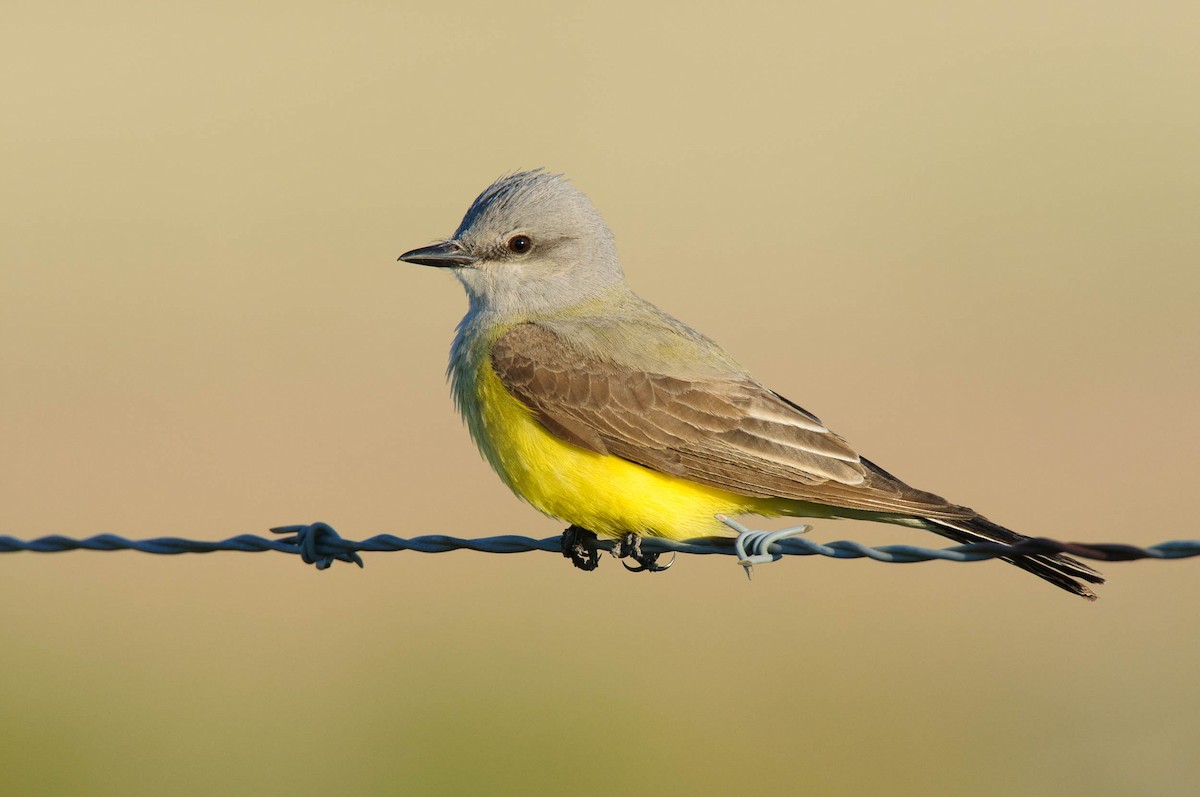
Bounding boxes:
398 170 1103 599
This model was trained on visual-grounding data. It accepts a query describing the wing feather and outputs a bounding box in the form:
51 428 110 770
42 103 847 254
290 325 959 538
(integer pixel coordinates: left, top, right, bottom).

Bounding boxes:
490 322 966 517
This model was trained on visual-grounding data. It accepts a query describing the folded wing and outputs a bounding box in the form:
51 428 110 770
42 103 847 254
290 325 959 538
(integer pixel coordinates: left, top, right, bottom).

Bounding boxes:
490 323 967 518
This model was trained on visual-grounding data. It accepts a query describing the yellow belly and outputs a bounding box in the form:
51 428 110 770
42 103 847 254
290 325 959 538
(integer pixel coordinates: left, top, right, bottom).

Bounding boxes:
472 361 772 539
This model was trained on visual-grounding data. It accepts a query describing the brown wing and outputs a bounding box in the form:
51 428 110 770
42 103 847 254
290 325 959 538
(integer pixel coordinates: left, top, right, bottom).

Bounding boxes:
490 323 971 519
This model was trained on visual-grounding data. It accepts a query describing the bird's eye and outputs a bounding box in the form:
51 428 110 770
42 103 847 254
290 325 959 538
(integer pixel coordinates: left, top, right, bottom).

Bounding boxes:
507 235 532 254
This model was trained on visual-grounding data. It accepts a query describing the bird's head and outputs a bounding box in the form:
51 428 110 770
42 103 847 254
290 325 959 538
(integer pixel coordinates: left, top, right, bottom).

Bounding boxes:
398 170 627 316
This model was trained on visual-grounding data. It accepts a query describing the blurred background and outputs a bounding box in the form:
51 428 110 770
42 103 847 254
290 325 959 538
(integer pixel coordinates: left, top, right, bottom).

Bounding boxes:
3 2 1198 794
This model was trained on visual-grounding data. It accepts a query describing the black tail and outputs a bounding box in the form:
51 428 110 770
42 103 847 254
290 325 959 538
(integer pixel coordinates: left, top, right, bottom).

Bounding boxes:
924 515 1105 600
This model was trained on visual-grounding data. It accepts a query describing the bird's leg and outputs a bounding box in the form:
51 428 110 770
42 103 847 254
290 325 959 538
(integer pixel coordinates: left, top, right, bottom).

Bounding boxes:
614 531 674 573
561 525 602 571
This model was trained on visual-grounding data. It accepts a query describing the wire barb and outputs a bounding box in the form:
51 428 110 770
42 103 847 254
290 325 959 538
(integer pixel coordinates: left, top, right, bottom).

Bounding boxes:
270 523 364 570
720 515 813 580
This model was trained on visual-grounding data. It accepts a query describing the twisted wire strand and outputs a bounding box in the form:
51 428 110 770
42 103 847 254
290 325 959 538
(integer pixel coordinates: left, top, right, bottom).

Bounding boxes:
1 521 1197 571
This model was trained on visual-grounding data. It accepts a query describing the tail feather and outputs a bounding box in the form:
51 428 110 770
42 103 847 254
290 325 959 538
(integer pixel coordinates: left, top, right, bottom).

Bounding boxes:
924 515 1104 601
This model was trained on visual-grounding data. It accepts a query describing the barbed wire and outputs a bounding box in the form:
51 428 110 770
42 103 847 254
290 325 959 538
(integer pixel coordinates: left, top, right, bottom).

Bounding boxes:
1 520 1197 575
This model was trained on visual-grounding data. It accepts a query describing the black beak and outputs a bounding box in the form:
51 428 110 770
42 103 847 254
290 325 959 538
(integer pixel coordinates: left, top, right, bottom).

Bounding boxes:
397 241 477 268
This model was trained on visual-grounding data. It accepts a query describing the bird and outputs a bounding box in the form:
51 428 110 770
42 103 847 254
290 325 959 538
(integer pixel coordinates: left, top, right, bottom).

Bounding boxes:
398 169 1104 599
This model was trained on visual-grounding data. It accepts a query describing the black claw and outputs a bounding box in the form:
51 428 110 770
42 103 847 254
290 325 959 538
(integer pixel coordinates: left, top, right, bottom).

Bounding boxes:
614 531 674 573
561 525 602 571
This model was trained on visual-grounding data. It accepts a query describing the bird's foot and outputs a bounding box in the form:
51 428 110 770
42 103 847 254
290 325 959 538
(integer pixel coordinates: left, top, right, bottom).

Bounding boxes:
613 531 674 573
561 525 602 571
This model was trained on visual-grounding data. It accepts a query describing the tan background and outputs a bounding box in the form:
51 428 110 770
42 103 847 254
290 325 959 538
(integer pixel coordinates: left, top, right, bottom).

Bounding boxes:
3 2 1199 795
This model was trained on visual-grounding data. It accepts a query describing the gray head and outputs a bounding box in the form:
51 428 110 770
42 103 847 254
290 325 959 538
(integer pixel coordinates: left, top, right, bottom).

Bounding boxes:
398 170 628 317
